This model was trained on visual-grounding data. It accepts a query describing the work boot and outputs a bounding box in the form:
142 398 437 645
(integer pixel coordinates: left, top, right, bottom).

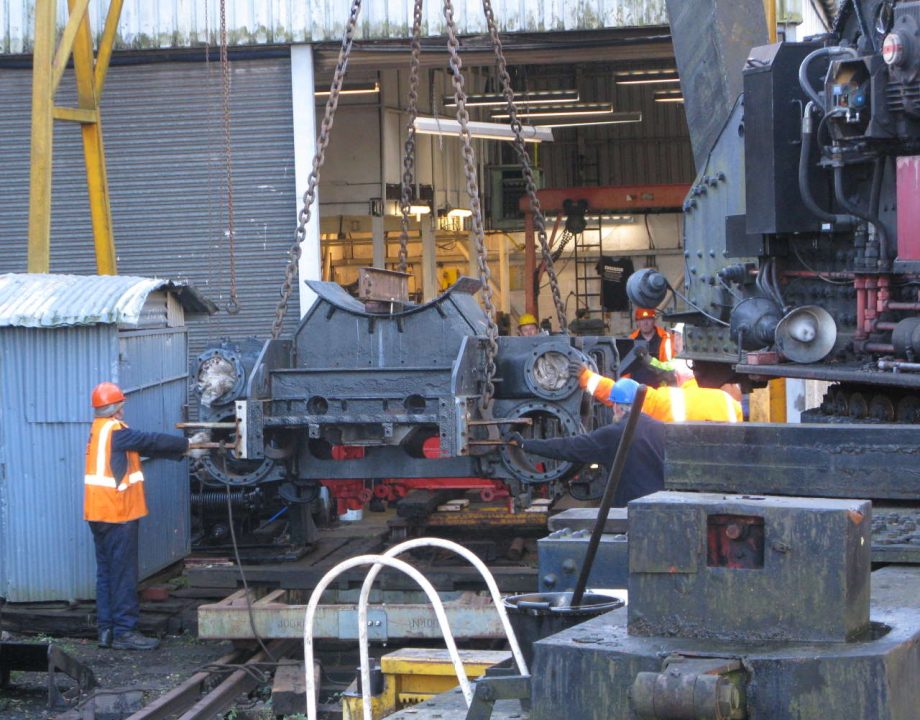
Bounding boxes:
111 630 159 651
97 627 113 648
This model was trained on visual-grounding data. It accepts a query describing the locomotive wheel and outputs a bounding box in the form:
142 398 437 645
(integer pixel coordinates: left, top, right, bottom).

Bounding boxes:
896 395 920 423
868 394 895 422
847 392 868 420
834 389 849 417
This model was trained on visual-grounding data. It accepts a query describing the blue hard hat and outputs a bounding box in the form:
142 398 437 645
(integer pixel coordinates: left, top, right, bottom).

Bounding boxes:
610 378 639 405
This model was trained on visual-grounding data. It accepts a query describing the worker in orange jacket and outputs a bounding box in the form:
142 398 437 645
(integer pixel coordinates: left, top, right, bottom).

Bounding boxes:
629 307 673 362
578 368 742 423
85 382 207 651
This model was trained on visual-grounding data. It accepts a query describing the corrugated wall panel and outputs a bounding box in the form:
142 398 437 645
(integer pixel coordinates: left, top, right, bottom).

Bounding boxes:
0 0 668 54
0 323 189 602
118 328 190 579
0 57 300 366
531 63 694 187
0 326 118 602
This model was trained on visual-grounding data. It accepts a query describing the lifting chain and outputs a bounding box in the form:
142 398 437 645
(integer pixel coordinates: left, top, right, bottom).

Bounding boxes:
397 0 425 274
270 0 364 339
442 0 500 411
481 0 568 333
219 0 240 314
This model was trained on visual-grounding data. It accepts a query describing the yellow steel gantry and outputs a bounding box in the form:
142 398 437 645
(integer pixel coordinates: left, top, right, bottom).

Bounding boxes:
28 0 124 274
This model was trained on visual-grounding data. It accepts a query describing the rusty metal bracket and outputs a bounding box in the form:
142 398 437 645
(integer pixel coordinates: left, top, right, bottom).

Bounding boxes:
631 655 747 720
0 641 97 709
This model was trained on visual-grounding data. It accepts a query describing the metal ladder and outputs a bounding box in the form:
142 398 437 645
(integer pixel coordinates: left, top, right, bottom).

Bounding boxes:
572 218 605 317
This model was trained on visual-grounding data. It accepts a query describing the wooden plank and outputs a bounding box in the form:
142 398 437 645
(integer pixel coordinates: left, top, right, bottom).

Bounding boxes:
271 662 320 716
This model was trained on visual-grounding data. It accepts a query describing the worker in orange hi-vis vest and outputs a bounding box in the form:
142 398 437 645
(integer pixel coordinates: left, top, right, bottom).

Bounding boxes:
629 307 673 363
578 368 743 423
84 382 208 651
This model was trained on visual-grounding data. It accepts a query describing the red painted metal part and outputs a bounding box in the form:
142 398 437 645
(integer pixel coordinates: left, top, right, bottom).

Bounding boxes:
520 184 690 315
319 446 510 513
519 183 692 215
896 155 920 261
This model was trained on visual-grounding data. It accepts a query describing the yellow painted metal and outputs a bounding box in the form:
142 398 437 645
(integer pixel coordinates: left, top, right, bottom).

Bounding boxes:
764 0 777 43
95 0 125 96
381 648 511 703
51 0 92 94
27 0 122 275
341 680 396 720
70 0 117 275
27 0 56 273
768 377 787 422
52 107 98 123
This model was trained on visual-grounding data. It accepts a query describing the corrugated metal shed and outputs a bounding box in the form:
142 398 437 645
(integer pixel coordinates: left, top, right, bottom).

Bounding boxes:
0 0 669 55
0 273 215 327
0 274 199 602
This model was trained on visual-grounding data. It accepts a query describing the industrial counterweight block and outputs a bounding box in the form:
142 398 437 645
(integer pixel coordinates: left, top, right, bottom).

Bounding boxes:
528 492 920 720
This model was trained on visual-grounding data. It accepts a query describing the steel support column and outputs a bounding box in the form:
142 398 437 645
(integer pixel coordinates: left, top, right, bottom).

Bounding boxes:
291 44 321 315
28 0 122 275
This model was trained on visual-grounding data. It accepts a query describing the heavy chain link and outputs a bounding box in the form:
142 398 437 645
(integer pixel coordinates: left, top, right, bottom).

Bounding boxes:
397 0 425 274
481 0 568 333
442 0 500 411
271 0 364 339
219 0 240 314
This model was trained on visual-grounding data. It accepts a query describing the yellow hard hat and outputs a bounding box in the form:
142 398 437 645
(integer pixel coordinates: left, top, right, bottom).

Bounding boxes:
518 313 538 327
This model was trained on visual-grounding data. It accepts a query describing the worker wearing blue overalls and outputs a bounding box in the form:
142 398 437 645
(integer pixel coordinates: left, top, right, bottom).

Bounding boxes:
85 382 206 651
506 378 664 506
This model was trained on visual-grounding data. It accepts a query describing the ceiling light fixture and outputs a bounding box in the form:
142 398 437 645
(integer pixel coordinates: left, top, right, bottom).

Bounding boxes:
315 81 380 97
443 89 579 107
414 116 554 143
654 96 685 104
615 69 680 86
447 207 473 218
532 112 643 129
491 102 615 120
616 76 681 86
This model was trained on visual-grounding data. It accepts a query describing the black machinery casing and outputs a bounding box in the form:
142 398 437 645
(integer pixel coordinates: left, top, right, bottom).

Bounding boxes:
528 491 920 720
744 42 830 235
200 277 622 495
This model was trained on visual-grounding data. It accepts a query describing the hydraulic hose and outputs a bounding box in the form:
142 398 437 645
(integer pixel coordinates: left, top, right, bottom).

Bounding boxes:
799 102 851 225
798 46 859 110
833 165 890 265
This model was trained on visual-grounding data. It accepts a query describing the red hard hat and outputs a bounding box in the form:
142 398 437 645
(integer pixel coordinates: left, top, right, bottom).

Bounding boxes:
635 307 656 320
91 382 125 408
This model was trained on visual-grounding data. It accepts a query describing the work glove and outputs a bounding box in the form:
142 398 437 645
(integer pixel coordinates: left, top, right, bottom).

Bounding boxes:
187 430 211 459
567 360 587 379
505 431 525 447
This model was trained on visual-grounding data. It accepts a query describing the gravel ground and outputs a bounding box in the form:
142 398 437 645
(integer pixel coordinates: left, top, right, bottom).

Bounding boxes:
0 631 238 719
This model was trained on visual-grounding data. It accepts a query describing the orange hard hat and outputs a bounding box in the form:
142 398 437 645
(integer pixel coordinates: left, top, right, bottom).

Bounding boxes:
635 307 657 320
91 382 125 408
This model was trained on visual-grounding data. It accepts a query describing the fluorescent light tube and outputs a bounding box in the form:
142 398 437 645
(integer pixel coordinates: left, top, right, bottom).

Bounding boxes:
413 116 554 143
443 89 579 107
534 112 642 129
315 81 380 97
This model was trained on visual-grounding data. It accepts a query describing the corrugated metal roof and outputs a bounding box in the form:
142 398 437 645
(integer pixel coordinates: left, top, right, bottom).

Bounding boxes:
0 273 214 327
0 0 668 55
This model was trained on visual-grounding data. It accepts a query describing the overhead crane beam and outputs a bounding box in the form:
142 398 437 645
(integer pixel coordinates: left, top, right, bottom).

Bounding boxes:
28 0 125 275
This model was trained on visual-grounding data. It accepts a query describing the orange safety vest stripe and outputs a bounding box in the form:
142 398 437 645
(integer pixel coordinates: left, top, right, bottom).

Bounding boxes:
579 368 615 407
84 418 147 523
